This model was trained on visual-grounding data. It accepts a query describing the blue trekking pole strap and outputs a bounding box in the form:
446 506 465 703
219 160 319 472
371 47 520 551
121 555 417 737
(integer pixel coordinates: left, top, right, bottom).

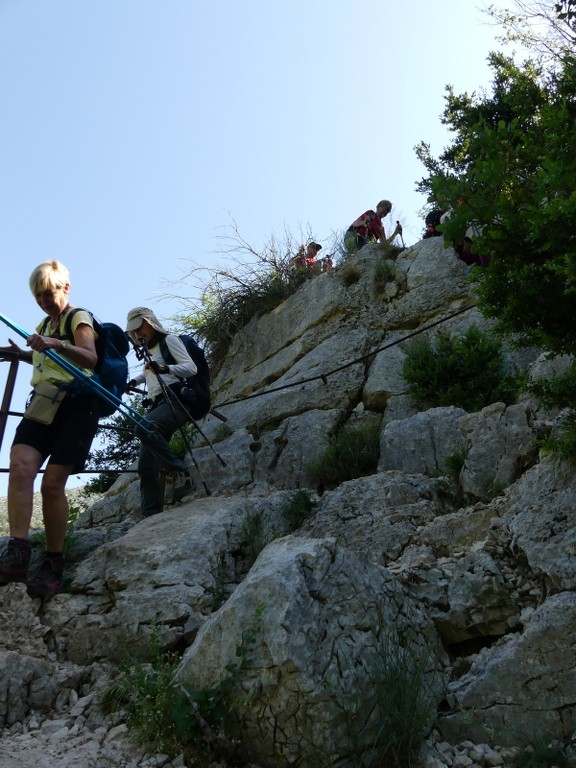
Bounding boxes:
0 310 151 433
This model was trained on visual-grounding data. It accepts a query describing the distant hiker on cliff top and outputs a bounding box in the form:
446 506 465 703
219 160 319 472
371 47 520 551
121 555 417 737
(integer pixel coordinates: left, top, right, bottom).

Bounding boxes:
344 200 402 253
440 203 490 267
291 242 323 272
422 207 448 239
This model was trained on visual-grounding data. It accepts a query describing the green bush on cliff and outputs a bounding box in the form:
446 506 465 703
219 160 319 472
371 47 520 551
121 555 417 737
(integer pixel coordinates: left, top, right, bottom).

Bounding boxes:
415 7 576 447
174 222 335 374
306 420 381 488
345 622 438 768
401 326 519 412
99 609 263 763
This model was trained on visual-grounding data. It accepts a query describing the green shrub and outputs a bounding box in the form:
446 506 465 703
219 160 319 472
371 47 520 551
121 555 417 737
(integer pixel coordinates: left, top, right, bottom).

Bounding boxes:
281 489 315 532
194 275 306 371
99 643 195 758
538 411 576 461
346 624 438 768
512 734 571 768
402 326 518 412
175 226 328 373
83 398 145 493
530 361 576 460
343 230 361 256
213 423 234 442
306 420 381 488
99 610 263 762
239 510 274 566
338 264 361 286
373 255 397 297
169 422 197 459
443 448 468 478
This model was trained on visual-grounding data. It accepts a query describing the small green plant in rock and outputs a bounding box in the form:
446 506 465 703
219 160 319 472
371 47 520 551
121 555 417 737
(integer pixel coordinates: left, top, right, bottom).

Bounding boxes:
343 230 361 256
402 326 518 412
239 510 274 566
306 420 381 489
539 417 576 462
281 489 315 532
512 734 571 768
373 255 397 296
338 264 361 286
99 608 264 763
99 634 199 759
367 629 437 767
213 422 234 442
443 448 468 479
344 623 438 768
169 422 197 460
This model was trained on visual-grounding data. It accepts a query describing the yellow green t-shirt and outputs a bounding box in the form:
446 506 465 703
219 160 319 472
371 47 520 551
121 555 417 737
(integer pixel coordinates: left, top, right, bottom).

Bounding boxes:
30 308 96 387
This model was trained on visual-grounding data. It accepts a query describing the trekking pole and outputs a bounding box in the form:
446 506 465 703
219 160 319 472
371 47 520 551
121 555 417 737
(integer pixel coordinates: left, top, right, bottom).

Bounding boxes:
0 311 145 426
131 337 227 468
0 311 188 472
136 338 212 496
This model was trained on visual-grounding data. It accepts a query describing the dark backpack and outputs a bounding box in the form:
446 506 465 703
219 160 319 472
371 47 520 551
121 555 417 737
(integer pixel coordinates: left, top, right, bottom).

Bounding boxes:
159 334 211 419
59 308 129 416
423 208 447 239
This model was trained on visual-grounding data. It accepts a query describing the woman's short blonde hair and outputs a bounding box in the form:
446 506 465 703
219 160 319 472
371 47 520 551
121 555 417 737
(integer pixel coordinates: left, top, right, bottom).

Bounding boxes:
29 261 70 294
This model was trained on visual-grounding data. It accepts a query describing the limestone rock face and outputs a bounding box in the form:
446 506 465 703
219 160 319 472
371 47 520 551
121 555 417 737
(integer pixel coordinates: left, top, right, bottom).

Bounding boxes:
459 402 538 499
43 493 298 664
441 592 576 746
0 585 88 727
175 537 447 766
304 471 446 562
502 457 576 589
1 237 573 765
378 406 468 475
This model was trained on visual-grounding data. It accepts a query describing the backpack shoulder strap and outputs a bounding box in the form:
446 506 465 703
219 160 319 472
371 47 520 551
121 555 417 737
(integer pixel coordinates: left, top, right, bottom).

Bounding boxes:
159 334 176 365
62 307 87 341
62 308 103 352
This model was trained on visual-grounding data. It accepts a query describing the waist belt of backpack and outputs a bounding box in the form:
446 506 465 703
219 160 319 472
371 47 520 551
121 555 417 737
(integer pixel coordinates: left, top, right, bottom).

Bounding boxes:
147 394 164 409
148 382 183 410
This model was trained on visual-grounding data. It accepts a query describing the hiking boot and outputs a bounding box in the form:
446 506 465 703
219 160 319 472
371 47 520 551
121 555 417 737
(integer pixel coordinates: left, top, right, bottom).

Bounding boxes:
166 470 195 504
0 538 31 584
26 552 64 597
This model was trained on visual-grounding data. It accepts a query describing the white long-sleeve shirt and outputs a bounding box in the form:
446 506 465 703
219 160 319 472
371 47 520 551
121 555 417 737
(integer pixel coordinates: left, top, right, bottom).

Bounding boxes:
132 334 197 399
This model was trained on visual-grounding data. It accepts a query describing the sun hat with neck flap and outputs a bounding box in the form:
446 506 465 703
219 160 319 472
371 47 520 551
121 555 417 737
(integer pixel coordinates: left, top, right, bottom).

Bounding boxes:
125 307 168 338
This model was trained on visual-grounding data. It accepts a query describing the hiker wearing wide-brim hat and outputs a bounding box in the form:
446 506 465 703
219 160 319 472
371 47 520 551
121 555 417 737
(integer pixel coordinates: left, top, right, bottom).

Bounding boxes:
0 260 101 598
126 307 198 517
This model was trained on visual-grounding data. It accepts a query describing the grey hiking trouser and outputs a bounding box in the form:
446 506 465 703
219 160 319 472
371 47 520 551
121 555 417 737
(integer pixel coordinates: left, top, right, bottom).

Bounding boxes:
138 398 189 517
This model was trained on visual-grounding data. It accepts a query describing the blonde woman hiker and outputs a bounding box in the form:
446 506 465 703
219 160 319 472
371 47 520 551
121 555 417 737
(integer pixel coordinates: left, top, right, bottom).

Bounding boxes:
0 260 100 597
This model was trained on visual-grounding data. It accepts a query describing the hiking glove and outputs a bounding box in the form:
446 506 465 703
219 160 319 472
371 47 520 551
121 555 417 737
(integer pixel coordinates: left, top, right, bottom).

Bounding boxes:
148 361 168 375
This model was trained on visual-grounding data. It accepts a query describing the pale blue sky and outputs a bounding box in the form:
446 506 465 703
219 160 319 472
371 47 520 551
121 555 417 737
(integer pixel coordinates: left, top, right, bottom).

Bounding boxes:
0 0 511 493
